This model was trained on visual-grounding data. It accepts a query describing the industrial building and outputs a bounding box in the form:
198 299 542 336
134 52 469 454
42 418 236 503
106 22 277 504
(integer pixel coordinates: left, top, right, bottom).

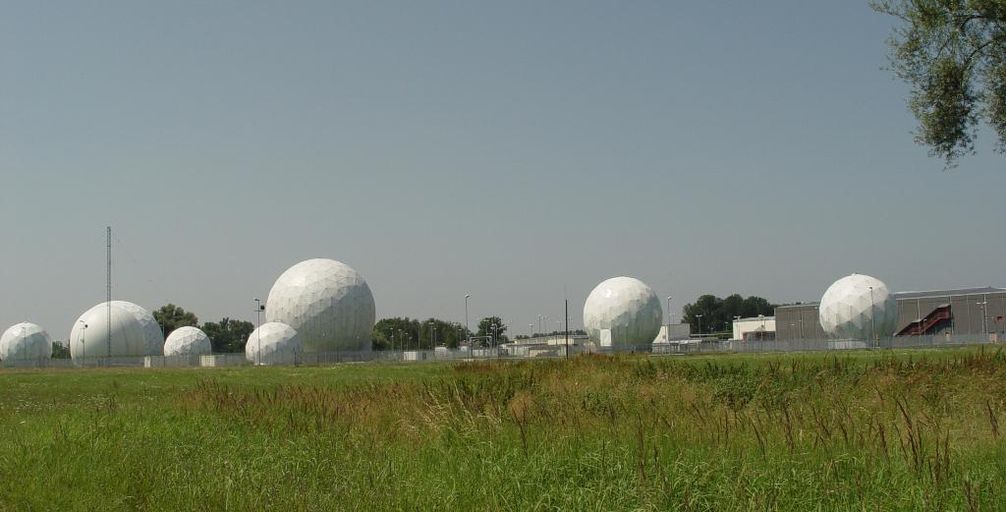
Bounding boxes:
776 287 1006 340
731 316 775 341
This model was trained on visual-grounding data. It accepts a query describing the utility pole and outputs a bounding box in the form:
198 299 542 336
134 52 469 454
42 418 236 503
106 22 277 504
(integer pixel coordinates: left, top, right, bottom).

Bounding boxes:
564 298 569 359
106 226 112 358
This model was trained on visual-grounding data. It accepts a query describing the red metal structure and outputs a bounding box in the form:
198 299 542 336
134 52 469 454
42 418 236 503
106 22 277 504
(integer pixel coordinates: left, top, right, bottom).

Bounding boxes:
896 304 953 336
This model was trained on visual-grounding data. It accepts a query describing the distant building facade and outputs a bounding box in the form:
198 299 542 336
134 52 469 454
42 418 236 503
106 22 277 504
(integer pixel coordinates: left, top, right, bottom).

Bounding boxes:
776 287 1006 340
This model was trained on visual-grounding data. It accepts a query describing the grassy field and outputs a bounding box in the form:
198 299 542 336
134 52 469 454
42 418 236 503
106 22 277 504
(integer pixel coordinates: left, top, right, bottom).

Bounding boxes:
1 348 1006 510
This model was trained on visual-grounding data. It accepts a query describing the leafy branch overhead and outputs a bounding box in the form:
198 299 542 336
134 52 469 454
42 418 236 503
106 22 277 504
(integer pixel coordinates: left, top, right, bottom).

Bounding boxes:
873 0 1006 166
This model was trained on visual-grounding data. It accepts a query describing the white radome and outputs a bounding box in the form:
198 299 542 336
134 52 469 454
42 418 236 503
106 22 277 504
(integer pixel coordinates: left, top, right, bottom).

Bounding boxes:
0 322 52 360
163 326 212 356
245 322 302 365
265 258 375 353
111 300 165 355
69 301 162 359
819 273 897 340
583 276 663 348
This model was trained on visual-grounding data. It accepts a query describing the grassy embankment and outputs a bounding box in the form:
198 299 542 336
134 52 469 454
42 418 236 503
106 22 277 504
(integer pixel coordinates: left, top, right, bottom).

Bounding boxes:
0 347 1005 510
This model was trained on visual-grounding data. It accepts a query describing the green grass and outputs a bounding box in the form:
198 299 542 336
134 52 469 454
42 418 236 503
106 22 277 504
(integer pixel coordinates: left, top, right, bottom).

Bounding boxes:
1 347 1006 510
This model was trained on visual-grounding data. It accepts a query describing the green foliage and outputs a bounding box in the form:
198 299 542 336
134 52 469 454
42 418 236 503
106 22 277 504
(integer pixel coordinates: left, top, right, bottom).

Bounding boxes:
476 316 508 346
873 0 1006 165
50 341 70 359
152 304 199 338
201 317 254 353
682 294 776 334
373 317 470 350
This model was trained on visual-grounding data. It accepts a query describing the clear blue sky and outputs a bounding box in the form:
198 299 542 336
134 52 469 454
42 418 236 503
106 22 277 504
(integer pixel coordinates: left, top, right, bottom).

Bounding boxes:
2 1 1004 339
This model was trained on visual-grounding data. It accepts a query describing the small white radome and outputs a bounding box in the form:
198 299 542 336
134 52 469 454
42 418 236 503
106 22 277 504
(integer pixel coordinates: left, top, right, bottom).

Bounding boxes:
245 322 302 365
0 322 52 360
163 326 212 356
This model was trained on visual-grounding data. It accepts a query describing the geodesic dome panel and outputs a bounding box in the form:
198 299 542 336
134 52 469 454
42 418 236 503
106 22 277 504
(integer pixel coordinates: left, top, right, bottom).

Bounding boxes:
0 322 52 360
111 300 165 355
245 322 302 365
265 258 375 353
69 302 150 359
819 273 897 340
583 276 662 348
163 326 212 356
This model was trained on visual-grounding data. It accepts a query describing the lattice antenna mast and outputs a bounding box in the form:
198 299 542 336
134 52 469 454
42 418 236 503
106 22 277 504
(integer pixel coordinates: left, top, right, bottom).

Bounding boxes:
107 226 112 357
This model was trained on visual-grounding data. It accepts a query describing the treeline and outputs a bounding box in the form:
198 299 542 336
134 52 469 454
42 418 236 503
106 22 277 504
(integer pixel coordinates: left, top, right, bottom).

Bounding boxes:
143 305 517 353
682 295 776 334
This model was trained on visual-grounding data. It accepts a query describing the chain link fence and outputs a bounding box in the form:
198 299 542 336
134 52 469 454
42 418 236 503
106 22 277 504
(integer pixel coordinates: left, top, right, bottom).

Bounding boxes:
0 334 999 369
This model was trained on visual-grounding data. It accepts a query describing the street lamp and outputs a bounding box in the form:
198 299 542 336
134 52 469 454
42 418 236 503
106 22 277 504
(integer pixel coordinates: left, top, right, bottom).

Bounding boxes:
666 296 672 341
465 294 471 358
868 286 877 346
696 314 704 335
254 298 264 365
76 320 87 365
977 299 989 337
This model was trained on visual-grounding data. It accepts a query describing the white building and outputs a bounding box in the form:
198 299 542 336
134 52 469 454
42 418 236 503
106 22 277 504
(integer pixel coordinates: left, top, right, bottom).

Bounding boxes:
731 316 775 341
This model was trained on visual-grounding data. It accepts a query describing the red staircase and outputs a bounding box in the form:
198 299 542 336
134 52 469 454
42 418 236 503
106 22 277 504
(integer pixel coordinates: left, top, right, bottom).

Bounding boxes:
896 304 952 336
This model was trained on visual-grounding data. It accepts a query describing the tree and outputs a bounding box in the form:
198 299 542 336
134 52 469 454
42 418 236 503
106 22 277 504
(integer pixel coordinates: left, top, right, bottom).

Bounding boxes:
201 317 254 353
373 317 470 350
153 304 199 338
51 341 70 359
477 316 508 346
873 0 1006 166
682 294 776 334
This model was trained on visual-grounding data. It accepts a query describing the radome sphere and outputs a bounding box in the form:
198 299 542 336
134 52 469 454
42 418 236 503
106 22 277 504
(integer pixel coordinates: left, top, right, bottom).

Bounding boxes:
583 276 662 348
163 326 212 356
0 322 52 360
69 301 161 359
819 273 897 340
265 258 375 353
245 322 302 365
111 300 165 355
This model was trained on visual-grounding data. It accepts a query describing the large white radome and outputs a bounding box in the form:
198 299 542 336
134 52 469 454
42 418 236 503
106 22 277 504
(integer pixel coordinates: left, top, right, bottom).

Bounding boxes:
70 301 163 359
0 322 52 360
819 273 897 340
583 276 662 348
245 322 302 365
111 300 165 355
265 258 375 353
163 326 212 356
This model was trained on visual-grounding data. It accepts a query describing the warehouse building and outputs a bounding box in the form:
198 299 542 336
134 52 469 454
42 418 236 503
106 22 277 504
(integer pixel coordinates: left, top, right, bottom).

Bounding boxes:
775 287 1006 340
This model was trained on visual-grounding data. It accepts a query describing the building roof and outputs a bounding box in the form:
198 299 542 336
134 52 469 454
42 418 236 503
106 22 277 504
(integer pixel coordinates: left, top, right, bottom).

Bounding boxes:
893 287 1006 299
775 287 1006 309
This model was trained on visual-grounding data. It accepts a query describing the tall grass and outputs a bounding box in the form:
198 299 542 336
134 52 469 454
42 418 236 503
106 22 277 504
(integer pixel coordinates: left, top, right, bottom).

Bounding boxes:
0 348 1004 510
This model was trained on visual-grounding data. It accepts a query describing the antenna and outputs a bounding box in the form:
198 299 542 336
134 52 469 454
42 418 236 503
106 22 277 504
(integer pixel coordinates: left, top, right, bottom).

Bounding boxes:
107 226 112 357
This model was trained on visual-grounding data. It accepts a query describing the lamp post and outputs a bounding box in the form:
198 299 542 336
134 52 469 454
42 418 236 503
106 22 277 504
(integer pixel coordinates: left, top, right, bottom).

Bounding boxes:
254 298 264 365
666 296 672 341
429 320 436 349
978 298 989 337
77 320 87 366
868 286 877 346
696 314 704 335
465 294 471 358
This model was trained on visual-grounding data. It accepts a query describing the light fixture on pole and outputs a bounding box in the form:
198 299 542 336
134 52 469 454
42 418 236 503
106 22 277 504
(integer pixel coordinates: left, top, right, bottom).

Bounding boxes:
465 294 471 357
666 296 672 341
254 298 264 365
77 320 87 365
